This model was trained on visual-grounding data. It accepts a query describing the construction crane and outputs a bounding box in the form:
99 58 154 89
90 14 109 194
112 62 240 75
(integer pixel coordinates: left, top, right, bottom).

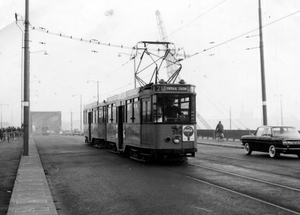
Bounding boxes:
156 10 181 81
155 10 211 129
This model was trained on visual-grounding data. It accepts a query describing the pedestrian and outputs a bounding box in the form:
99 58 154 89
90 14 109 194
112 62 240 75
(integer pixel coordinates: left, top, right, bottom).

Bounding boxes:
0 128 3 141
6 127 11 142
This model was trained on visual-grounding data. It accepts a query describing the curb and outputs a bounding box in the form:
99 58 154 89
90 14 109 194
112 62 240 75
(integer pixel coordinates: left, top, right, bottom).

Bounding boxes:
198 142 243 149
7 138 58 215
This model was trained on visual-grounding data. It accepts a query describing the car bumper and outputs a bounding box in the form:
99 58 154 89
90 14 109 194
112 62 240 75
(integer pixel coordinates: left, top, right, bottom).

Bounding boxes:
276 147 300 154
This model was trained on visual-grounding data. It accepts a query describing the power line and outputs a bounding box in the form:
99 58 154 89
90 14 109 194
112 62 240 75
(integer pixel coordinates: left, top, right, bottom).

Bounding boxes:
165 0 227 40
186 9 300 60
31 26 133 50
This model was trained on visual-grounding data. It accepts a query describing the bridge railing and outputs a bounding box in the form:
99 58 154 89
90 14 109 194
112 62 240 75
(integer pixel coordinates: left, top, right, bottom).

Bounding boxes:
197 129 255 141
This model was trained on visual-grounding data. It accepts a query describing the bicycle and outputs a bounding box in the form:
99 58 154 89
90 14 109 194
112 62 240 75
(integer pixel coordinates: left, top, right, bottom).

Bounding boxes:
215 131 224 141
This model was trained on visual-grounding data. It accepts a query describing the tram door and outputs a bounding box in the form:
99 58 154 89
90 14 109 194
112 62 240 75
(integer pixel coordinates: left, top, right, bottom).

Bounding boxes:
117 106 124 150
88 111 92 142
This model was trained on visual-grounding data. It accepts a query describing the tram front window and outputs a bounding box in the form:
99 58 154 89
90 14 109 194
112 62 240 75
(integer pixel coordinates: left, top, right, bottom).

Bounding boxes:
153 95 192 123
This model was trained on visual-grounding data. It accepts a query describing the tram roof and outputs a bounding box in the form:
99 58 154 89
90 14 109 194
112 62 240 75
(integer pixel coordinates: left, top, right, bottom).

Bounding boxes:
84 82 195 110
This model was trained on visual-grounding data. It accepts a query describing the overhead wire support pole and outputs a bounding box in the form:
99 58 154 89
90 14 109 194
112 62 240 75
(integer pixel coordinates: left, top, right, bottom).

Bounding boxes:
23 0 30 156
258 0 268 125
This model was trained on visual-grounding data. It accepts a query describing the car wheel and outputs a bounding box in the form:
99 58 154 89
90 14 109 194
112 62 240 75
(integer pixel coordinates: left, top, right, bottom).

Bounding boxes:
244 143 252 155
269 145 279 158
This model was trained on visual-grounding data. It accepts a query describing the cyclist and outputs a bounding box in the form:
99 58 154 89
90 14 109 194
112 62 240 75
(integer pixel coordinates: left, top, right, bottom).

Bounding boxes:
215 121 224 141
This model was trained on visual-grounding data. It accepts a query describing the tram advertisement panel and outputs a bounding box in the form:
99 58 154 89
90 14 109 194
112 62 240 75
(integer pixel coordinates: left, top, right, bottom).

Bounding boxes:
182 125 195 141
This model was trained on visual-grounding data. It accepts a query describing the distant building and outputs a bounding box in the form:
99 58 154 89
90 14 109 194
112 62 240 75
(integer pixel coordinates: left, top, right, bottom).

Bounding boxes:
30 111 61 135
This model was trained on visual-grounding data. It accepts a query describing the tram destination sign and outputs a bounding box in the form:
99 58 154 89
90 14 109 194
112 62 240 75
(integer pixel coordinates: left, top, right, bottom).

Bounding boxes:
166 86 187 91
155 85 189 92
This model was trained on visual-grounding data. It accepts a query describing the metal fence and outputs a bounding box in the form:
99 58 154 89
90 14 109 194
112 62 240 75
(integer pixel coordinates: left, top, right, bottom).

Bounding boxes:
197 129 255 141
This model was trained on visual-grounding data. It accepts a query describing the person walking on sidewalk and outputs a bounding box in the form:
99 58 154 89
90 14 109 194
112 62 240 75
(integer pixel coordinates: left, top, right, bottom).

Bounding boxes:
215 121 224 141
6 127 11 142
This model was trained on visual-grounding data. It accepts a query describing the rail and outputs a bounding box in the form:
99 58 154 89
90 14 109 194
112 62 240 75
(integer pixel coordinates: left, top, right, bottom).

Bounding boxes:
197 129 255 141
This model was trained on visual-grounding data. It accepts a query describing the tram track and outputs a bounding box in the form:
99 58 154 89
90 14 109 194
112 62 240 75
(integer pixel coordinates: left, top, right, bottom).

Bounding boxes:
174 162 300 214
200 151 300 166
188 162 300 192
195 152 300 179
185 174 300 215
156 156 300 214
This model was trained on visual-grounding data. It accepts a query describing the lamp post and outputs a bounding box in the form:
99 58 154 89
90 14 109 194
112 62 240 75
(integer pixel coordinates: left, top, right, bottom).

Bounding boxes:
280 95 283 125
30 50 48 55
72 94 82 132
0 104 9 128
274 94 283 125
118 52 136 88
87 80 99 104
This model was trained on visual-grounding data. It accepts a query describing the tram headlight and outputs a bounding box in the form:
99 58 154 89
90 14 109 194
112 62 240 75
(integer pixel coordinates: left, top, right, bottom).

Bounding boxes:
173 136 181 144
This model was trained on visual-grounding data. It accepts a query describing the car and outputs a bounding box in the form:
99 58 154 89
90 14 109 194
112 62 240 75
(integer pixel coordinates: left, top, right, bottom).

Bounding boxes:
72 129 82 136
241 125 300 158
62 130 72 135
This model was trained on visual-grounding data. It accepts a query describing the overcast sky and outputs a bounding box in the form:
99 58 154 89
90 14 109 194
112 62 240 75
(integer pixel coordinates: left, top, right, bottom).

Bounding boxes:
1 0 300 130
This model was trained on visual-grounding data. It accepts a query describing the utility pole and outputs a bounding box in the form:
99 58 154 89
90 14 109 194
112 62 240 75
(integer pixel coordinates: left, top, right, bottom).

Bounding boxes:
87 80 99 104
229 106 232 130
23 0 30 155
280 95 283 125
71 111 73 133
79 95 82 131
258 0 268 125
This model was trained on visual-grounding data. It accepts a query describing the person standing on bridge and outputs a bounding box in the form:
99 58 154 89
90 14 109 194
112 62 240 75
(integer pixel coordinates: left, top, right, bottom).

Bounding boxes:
215 121 224 140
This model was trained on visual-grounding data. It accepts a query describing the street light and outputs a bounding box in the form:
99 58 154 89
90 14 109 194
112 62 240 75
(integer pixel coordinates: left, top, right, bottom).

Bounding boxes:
118 52 136 88
87 80 99 104
72 94 82 132
30 50 49 55
0 104 9 128
118 52 133 59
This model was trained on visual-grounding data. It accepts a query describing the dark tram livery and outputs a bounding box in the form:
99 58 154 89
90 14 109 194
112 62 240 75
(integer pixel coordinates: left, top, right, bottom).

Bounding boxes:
83 80 197 161
84 41 197 161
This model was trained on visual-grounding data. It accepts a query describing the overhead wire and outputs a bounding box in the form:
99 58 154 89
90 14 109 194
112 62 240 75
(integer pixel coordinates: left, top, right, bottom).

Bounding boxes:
163 0 227 41
185 8 300 60
24 7 300 125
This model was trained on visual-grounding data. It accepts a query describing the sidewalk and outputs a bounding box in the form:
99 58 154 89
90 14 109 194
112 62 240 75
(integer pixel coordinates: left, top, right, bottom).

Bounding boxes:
197 137 244 149
7 138 58 215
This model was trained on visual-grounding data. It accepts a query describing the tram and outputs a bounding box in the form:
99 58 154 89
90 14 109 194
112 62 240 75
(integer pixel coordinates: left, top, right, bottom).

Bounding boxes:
83 41 197 161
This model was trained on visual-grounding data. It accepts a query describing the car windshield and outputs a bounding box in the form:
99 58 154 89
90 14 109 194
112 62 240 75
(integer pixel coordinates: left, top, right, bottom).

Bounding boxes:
272 127 300 137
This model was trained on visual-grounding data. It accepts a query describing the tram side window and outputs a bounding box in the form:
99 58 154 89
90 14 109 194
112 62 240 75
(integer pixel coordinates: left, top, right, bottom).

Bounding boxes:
92 109 95 123
103 106 107 123
142 99 151 123
96 108 99 123
153 95 163 122
108 105 112 123
112 104 116 123
98 107 103 123
133 98 140 123
126 100 132 123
